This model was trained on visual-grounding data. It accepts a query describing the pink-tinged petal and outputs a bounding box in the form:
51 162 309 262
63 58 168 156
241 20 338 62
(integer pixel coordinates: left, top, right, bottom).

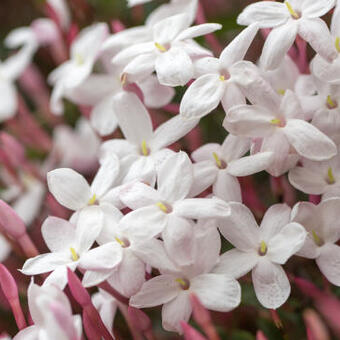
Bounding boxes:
221 134 250 163
76 206 103 253
298 18 337 63
283 119 337 161
302 0 336 18
21 253 70 275
176 23 222 41
163 215 195 267
41 216 76 253
180 74 225 120
316 243 340 286
227 152 274 177
79 242 122 270
91 154 120 198
191 274 241 312
221 82 246 113
0 200 26 238
259 204 292 241
174 198 230 220
311 55 340 86
223 104 276 138
120 182 161 210
47 168 91 210
288 165 329 195
118 206 167 240
318 198 340 243
213 249 258 279
82 269 113 287
220 24 259 68
138 75 175 108
155 47 193 87
192 143 221 162
130 274 179 308
158 151 193 202
150 115 199 151
252 259 290 309
218 202 260 251
296 233 320 259
213 171 242 203
267 222 307 264
152 14 190 44
113 92 153 145
90 95 118 136
13 326 38 340
260 22 298 71
0 80 17 122
280 89 304 120
237 2 288 28
162 291 192 334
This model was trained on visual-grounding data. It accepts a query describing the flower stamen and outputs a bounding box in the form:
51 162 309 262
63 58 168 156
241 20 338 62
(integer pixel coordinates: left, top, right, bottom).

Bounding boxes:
326 95 337 109
311 230 324 247
277 89 286 96
327 167 336 184
175 278 190 290
336 37 340 53
156 202 169 213
88 194 97 205
259 241 267 256
75 53 84 66
155 42 167 53
270 118 282 126
70 247 79 261
141 140 150 156
285 1 300 19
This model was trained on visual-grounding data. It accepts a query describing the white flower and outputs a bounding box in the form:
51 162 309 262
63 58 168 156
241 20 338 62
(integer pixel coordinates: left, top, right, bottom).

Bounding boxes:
292 198 340 286
113 13 221 87
13 281 82 340
288 153 340 199
238 0 337 70
179 24 259 120
190 134 273 201
214 203 307 309
100 92 198 184
130 224 240 333
21 209 104 289
49 23 109 114
224 88 337 176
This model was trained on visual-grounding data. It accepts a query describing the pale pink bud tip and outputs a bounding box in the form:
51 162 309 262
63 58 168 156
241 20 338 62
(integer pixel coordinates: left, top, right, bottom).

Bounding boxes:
0 200 26 238
0 264 18 301
181 321 207 340
67 268 91 307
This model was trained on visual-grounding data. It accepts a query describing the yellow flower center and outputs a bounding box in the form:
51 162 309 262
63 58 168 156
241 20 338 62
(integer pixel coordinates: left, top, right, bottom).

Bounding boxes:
70 247 79 261
75 53 84 66
336 37 340 53
277 89 286 96
88 194 97 205
155 42 167 53
270 118 282 126
326 95 337 109
285 1 300 19
156 202 169 213
259 241 268 256
327 167 336 184
311 230 324 247
141 140 150 156
175 278 190 290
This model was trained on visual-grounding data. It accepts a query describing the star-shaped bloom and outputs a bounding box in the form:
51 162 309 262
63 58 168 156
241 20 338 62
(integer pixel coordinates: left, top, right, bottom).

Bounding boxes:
311 5 340 84
49 23 109 114
13 281 82 340
21 208 104 289
214 203 307 309
288 153 340 199
237 0 337 70
113 13 221 87
292 198 340 286
130 224 241 333
190 134 273 201
47 154 119 212
224 88 337 176
179 24 259 120
119 151 231 266
100 92 198 184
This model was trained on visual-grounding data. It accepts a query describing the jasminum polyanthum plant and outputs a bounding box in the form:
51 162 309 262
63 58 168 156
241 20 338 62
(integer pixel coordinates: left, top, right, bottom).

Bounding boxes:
1 0 340 339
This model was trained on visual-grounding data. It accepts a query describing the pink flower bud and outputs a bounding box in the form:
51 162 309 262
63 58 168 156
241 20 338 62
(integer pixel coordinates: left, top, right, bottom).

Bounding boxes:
303 309 330 340
0 200 26 238
128 306 151 333
256 330 268 340
0 133 25 168
180 321 207 340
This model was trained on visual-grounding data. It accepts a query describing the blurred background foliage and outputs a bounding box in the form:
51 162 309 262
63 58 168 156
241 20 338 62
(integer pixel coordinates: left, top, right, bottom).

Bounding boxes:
0 1 339 339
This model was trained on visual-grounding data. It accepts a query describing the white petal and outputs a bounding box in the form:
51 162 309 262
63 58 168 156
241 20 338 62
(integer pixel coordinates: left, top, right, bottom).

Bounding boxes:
130 274 179 308
213 249 258 279
252 259 291 309
41 217 76 253
218 202 259 251
113 92 153 145
189 161 218 197
193 57 220 77
180 74 225 119
82 269 113 287
316 243 340 286
260 22 298 71
150 115 199 151
220 24 259 67
47 168 91 210
162 292 191 334
122 157 157 185
224 104 276 138
158 151 193 202
237 2 288 28
0 79 17 121
176 23 222 41
123 53 156 83
221 134 250 163
192 144 220 162
302 0 336 18
191 274 241 312
91 154 120 198
283 119 337 161
221 82 246 112
267 222 307 264
311 55 340 86
318 198 340 243
213 171 242 203
155 47 193 87
90 95 118 136
298 18 337 63
227 152 274 177
42 264 72 290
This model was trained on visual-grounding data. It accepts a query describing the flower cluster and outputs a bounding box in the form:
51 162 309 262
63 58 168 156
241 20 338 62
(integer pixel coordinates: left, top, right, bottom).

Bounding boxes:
0 0 340 339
